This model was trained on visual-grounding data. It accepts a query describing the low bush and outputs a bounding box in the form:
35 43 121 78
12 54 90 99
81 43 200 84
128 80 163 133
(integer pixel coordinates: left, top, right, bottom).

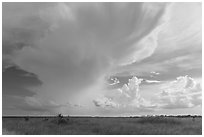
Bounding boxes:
24 117 29 121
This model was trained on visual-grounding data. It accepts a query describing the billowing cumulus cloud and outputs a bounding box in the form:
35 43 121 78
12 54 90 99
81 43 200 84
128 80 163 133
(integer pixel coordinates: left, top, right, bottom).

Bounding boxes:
156 76 202 109
93 77 156 111
95 76 202 114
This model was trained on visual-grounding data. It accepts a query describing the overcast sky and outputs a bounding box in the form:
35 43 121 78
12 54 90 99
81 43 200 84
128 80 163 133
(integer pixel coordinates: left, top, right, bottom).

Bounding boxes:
2 2 202 116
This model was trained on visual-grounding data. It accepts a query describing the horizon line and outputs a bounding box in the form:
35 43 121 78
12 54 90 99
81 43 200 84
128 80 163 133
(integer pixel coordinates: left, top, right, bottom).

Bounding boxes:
2 114 202 117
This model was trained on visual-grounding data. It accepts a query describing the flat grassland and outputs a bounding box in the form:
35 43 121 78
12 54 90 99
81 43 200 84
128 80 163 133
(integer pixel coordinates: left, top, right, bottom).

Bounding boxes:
2 116 202 135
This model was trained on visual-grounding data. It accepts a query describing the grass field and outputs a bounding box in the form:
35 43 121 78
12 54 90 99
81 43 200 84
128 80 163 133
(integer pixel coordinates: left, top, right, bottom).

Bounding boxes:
2 116 202 135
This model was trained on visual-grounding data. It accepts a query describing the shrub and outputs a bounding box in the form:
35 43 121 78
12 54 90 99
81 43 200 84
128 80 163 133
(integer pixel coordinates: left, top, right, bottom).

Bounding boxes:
24 117 29 121
58 114 63 118
54 114 68 125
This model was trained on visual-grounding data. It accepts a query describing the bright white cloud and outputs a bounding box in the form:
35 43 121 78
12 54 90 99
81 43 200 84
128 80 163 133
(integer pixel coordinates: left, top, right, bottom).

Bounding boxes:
156 76 202 109
95 75 202 113
145 79 161 83
109 78 120 86
94 77 156 111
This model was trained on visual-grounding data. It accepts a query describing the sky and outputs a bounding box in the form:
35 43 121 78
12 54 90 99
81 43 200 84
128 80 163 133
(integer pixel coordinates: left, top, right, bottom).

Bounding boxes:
2 2 202 116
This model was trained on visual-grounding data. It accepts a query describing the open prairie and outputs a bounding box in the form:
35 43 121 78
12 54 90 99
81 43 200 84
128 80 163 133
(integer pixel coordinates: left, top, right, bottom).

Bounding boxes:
2 116 202 135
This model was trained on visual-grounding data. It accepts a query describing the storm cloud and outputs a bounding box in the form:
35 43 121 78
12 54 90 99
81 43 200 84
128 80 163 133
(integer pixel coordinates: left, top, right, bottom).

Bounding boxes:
2 2 201 116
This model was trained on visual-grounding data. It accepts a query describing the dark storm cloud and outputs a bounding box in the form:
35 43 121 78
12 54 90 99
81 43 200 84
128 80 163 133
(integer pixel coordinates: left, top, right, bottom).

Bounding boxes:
2 3 53 69
3 66 42 97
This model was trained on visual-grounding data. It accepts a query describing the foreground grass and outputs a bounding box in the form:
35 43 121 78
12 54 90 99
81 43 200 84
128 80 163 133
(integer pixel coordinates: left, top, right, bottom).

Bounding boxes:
2 117 202 135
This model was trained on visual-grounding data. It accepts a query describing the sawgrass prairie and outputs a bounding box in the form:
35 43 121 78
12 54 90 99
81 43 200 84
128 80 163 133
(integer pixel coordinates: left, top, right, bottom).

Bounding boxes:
2 116 202 135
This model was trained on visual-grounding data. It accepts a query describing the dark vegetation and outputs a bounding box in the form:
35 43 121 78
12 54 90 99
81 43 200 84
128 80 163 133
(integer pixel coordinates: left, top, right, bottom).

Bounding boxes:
137 116 181 124
2 114 202 135
24 116 29 121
